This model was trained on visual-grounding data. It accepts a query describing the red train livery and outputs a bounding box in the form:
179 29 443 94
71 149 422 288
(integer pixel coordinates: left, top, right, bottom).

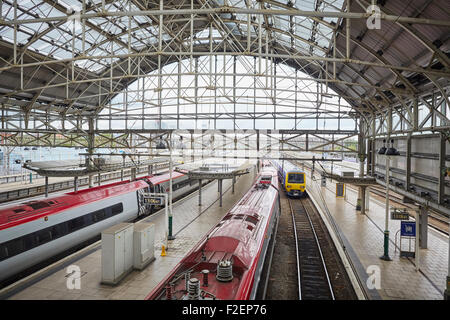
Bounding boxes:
0 170 200 286
146 164 280 300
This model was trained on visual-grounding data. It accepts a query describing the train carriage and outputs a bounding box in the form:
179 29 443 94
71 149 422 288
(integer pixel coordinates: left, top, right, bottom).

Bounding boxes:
146 165 280 300
271 159 306 197
0 170 202 286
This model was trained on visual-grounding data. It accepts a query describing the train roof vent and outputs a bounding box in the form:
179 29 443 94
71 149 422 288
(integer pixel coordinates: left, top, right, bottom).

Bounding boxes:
23 201 52 210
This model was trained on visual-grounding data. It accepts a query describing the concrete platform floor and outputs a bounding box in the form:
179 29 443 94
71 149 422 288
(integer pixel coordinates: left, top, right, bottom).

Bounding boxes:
1 168 257 300
306 170 448 300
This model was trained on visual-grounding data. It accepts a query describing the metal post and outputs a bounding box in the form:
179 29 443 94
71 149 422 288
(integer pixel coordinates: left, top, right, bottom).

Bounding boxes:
131 167 136 181
415 209 420 272
219 179 223 207
438 133 446 205
356 156 364 211
232 175 235 194
380 156 391 261
164 194 168 249
98 172 101 186
121 155 125 181
361 186 366 215
419 206 428 249
74 176 78 192
445 218 450 299
45 176 48 198
168 144 174 240
311 156 315 178
198 179 202 206
365 186 370 212
406 134 411 191
88 175 93 188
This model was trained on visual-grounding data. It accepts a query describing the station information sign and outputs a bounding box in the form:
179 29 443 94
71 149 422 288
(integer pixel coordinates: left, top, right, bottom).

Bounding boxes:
390 208 410 220
400 221 416 237
143 196 163 205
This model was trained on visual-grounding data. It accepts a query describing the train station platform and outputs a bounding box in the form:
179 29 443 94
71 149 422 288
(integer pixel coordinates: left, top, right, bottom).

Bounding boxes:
0 167 257 300
306 168 448 300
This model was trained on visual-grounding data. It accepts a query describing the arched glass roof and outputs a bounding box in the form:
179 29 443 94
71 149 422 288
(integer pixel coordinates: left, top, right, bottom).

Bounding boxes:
0 0 448 126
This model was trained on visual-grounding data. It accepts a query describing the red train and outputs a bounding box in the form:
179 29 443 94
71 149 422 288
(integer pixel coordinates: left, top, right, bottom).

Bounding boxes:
146 164 280 300
0 170 201 286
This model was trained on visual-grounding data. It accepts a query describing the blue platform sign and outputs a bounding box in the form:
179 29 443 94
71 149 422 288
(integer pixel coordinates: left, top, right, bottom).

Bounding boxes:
401 221 416 237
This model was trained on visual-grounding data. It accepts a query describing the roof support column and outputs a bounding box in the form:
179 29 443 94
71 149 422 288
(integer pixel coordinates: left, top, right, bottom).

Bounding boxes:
219 179 223 207
87 117 95 188
233 56 237 130
357 117 366 211
438 133 446 205
74 176 78 193
405 133 412 191
198 179 202 206
346 0 351 60
45 176 49 198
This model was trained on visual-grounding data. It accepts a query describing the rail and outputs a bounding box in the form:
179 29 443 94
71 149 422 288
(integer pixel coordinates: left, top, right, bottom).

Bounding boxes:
0 172 41 184
288 196 335 300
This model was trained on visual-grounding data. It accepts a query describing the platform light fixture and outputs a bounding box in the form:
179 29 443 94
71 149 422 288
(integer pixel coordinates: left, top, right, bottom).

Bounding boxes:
156 139 167 150
377 139 387 155
379 138 400 262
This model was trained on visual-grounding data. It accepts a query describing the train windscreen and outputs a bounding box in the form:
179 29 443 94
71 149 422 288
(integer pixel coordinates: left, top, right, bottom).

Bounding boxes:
287 173 304 183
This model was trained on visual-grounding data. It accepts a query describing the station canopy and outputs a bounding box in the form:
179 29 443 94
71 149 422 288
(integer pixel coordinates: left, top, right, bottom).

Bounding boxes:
0 0 448 131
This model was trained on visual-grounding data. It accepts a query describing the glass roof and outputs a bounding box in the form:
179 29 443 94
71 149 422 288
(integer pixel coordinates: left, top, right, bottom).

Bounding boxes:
0 0 344 73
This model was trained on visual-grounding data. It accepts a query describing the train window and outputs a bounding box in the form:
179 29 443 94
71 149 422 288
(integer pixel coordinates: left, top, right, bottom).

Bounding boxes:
84 213 93 226
68 216 85 232
23 233 37 251
4 239 24 258
287 173 304 183
36 230 52 245
111 203 123 216
92 209 106 222
0 245 7 260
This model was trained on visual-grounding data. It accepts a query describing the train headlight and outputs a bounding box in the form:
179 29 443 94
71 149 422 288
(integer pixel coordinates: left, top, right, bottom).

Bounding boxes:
287 185 292 188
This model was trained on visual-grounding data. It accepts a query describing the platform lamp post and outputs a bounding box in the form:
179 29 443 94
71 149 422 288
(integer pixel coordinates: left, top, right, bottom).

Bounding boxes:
379 139 400 261
445 236 450 300
157 137 175 241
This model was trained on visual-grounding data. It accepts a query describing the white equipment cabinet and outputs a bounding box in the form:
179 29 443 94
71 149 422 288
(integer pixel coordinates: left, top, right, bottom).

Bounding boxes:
133 222 156 270
101 222 134 285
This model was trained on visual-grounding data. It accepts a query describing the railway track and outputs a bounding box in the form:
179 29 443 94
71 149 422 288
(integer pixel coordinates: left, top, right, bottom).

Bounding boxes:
289 197 334 300
266 191 357 300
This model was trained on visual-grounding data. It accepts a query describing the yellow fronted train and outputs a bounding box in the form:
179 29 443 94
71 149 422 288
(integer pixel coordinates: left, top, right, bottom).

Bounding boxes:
271 159 306 197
